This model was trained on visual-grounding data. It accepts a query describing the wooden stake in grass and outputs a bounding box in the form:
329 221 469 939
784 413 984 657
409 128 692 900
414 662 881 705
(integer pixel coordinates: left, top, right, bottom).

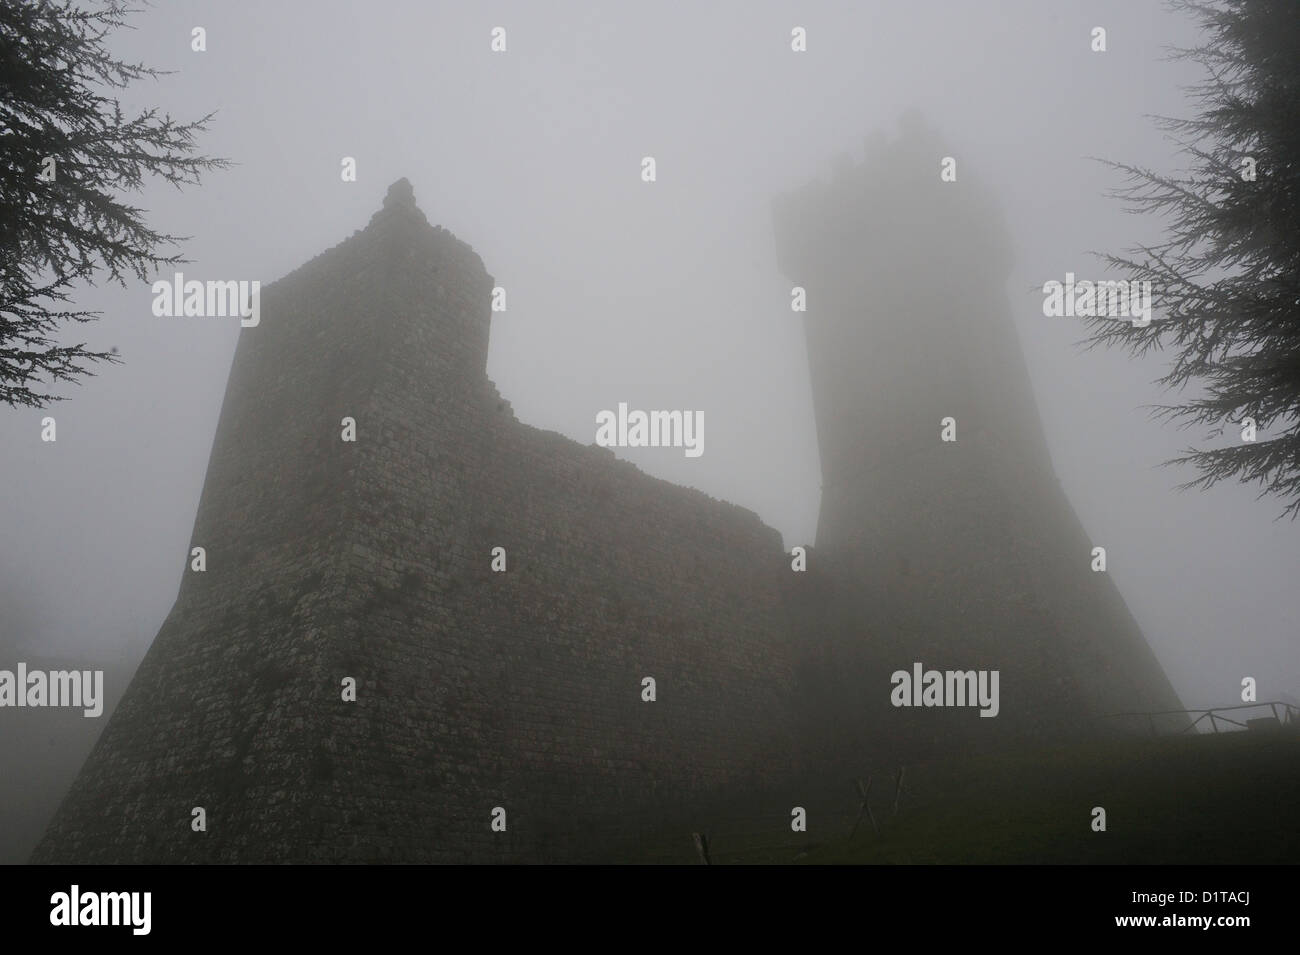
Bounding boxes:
692 831 712 865
892 765 908 818
850 777 879 839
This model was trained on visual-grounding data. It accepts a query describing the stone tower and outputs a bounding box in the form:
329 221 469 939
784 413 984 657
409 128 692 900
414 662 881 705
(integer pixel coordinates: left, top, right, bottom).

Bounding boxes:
33 180 800 863
772 116 1181 758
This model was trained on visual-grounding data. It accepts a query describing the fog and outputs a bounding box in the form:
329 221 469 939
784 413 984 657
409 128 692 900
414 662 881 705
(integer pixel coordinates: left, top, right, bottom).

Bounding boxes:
2 0 1297 789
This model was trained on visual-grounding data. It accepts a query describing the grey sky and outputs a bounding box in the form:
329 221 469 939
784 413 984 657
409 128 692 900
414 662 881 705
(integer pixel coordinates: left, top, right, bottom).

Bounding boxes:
1 0 1295 716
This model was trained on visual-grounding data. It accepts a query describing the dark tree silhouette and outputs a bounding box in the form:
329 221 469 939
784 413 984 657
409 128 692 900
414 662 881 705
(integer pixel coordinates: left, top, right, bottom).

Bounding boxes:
0 0 227 408
1087 0 1300 516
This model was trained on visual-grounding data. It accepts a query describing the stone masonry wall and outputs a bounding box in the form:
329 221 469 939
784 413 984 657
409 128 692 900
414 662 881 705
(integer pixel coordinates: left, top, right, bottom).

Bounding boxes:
770 121 1182 768
33 181 800 863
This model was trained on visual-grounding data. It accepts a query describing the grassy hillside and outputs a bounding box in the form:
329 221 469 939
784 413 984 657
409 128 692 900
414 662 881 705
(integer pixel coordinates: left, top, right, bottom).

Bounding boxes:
614 729 1300 864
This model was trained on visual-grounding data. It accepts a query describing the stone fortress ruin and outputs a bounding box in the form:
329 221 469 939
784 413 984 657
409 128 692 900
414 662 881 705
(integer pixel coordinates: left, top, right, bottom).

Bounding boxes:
33 122 1180 863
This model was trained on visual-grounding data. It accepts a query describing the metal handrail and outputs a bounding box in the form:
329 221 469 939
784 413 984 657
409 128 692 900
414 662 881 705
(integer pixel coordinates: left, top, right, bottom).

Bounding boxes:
1096 700 1299 734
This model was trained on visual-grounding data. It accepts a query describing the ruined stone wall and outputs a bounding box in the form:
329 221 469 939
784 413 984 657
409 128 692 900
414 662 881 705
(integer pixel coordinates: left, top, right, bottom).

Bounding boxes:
33 181 800 863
